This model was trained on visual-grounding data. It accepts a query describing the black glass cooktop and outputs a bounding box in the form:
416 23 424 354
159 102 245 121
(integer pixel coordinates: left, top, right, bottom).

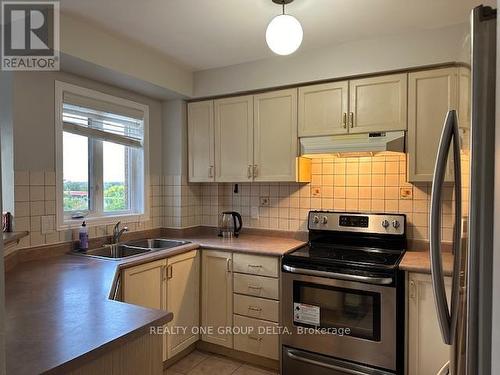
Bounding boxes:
285 243 405 270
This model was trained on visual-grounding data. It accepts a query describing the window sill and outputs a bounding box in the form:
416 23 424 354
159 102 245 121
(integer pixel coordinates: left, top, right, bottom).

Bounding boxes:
58 212 148 230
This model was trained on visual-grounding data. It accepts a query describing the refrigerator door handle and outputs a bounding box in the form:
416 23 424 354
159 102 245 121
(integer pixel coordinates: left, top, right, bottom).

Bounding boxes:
430 109 461 345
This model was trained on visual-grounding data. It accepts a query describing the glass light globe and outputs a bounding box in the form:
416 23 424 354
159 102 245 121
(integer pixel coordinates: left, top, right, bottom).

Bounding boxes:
266 14 303 55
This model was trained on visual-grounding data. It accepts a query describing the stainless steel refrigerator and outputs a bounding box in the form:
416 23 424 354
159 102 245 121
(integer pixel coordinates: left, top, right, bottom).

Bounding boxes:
429 5 497 375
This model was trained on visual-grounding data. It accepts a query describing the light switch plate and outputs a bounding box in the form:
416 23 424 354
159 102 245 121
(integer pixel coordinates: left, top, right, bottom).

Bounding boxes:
400 187 413 200
251 206 260 220
260 196 270 207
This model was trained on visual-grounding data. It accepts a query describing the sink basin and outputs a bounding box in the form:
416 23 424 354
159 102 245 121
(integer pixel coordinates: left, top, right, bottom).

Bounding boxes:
73 244 152 260
124 238 191 250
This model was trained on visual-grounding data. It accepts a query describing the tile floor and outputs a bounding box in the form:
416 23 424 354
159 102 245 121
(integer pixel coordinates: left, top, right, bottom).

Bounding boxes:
164 350 278 375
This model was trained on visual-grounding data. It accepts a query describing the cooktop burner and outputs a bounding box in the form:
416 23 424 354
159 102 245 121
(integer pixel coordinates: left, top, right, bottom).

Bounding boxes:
286 244 404 270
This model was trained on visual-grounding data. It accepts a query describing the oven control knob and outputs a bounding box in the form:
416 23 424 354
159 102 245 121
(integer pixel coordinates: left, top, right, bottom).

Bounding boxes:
321 216 328 225
312 215 320 224
392 220 400 229
381 219 390 229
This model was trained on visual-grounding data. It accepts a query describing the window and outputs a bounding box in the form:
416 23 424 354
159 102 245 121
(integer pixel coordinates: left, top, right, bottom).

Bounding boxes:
55 81 149 228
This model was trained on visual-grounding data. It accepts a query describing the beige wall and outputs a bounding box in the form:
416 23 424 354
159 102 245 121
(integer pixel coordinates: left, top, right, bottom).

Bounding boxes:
12 71 163 175
193 23 469 98
61 13 193 98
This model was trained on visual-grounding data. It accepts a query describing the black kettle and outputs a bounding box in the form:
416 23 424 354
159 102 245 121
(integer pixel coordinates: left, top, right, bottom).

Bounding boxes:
218 211 243 238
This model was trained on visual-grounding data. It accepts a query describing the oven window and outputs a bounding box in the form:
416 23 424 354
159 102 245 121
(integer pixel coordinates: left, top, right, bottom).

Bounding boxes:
293 281 381 341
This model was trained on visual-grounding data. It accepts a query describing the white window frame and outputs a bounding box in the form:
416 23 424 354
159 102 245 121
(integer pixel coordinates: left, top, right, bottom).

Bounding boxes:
55 81 150 229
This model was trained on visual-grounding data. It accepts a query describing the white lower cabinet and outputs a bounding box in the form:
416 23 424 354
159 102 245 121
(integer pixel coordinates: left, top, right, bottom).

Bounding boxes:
201 250 234 348
122 250 200 362
407 272 452 375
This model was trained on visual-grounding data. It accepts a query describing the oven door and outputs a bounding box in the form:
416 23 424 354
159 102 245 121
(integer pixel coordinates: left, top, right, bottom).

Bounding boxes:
281 269 397 371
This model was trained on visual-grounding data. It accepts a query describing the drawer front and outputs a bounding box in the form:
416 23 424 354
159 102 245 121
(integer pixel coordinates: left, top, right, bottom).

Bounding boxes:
233 253 279 277
233 273 279 300
234 294 279 322
233 315 279 360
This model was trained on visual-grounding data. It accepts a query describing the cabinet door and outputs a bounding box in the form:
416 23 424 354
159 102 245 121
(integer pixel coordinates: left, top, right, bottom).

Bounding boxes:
214 96 253 182
407 68 458 182
458 67 471 129
188 101 215 182
407 273 452 375
298 81 349 136
166 250 200 358
349 73 407 134
122 259 166 310
253 89 298 182
201 250 233 348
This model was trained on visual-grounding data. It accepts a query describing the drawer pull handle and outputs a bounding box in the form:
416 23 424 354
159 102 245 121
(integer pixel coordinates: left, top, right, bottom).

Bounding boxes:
248 264 262 268
248 306 262 312
248 285 262 290
248 335 263 342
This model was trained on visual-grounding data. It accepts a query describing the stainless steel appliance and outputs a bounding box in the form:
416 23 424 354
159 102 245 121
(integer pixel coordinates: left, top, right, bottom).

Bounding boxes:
429 5 497 375
218 211 243 238
281 211 406 375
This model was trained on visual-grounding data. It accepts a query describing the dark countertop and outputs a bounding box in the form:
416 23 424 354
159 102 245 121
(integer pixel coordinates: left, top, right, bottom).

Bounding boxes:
5 231 304 374
5 255 172 375
3 231 29 246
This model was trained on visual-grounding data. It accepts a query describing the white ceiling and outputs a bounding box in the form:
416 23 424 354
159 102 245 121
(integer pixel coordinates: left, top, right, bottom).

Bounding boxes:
60 0 493 71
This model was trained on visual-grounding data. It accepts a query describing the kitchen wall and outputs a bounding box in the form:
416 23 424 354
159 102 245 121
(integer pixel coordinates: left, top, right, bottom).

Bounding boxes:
193 153 469 242
194 23 469 97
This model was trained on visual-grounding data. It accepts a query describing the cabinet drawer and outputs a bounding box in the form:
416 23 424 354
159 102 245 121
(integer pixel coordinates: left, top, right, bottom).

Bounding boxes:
234 294 279 322
233 253 279 277
233 315 279 360
233 273 279 300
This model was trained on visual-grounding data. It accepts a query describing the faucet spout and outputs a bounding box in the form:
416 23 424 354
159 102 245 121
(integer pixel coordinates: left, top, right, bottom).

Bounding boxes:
112 222 129 244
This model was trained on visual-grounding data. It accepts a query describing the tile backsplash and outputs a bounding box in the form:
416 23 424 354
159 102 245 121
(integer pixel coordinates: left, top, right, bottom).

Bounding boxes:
8 152 466 253
196 153 462 242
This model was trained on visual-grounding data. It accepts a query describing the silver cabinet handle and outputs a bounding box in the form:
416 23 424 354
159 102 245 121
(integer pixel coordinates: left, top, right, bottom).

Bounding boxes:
253 164 258 178
166 265 173 280
282 265 393 285
429 109 461 345
226 258 232 273
247 165 252 179
248 264 262 268
342 112 347 129
208 165 214 178
248 285 262 290
248 335 263 342
349 112 354 128
286 349 375 375
248 306 262 312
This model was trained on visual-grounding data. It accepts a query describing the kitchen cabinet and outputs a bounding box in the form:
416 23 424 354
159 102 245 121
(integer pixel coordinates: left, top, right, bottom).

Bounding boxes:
297 74 406 137
407 67 458 182
122 259 166 310
214 95 254 182
165 250 200 358
201 250 233 348
348 73 407 134
458 66 471 129
298 81 349 136
253 89 298 182
407 272 452 375
122 251 200 361
188 100 215 182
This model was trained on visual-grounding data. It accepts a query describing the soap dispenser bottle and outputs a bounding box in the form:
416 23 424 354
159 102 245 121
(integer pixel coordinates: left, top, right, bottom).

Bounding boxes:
79 221 89 251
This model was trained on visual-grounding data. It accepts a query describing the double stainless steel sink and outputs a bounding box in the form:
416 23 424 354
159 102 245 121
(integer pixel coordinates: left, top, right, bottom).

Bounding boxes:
73 239 191 260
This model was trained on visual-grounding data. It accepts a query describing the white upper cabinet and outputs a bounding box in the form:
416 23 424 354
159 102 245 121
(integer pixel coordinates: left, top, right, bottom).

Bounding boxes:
407 67 458 182
298 81 349 136
188 100 215 182
253 88 298 182
214 95 254 182
348 73 408 134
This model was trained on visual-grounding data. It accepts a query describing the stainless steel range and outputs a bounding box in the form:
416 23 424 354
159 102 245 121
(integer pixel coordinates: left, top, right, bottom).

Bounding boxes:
281 211 406 375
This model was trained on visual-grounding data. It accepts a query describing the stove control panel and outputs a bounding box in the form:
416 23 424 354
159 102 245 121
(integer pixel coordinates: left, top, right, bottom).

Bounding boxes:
308 211 405 235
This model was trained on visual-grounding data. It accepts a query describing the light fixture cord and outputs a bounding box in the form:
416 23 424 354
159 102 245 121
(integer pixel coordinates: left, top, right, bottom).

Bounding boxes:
282 1 285 15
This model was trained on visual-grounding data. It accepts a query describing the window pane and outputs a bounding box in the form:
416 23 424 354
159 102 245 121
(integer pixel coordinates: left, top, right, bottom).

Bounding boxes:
103 141 130 212
63 132 89 212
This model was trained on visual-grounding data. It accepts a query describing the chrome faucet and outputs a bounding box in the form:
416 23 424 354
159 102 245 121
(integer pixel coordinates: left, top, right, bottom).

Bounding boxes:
112 222 129 244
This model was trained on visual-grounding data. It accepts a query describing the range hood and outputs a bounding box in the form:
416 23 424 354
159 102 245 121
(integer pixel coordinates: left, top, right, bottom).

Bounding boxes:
300 131 405 157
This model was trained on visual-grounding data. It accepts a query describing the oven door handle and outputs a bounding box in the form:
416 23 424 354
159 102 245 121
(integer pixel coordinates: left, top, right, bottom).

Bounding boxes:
282 265 393 285
286 349 378 375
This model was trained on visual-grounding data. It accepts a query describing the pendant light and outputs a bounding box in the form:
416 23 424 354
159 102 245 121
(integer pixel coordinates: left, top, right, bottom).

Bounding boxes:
266 0 303 56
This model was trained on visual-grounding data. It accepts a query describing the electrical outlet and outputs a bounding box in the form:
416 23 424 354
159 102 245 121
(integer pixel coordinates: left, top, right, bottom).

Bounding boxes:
400 187 413 200
312 187 321 197
260 196 270 207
